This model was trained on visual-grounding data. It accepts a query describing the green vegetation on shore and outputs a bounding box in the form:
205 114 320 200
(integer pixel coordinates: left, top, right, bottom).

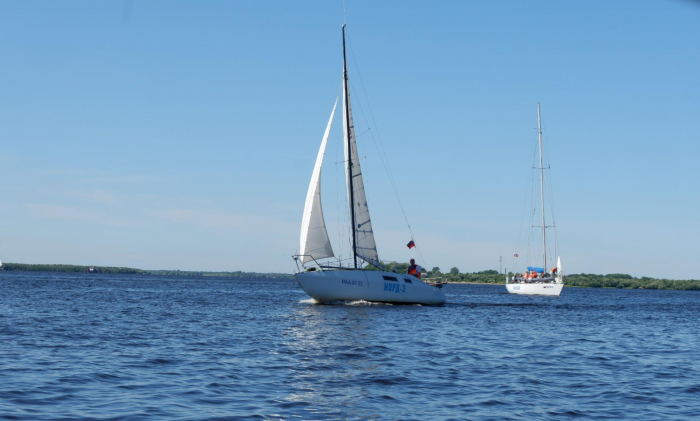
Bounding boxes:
2 263 292 279
561 273 700 291
368 262 700 291
5 262 699 291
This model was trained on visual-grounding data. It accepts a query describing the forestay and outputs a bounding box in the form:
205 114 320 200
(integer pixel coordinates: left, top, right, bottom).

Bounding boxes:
343 80 380 268
299 98 338 263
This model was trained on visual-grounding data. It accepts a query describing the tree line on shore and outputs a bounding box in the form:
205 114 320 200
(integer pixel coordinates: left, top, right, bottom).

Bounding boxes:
2 263 292 280
368 262 700 291
4 262 699 291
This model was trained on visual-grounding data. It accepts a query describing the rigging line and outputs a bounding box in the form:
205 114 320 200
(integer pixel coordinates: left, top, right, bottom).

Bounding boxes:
521 127 539 260
550 183 559 258
347 47 404 211
515 127 538 257
545 158 560 259
526 132 538 268
545 170 556 228
540 123 560 258
335 83 345 262
335 115 343 261
348 79 428 269
542 129 558 229
355 128 371 138
334 85 348 263
346 41 428 269
532 124 543 265
342 25 358 269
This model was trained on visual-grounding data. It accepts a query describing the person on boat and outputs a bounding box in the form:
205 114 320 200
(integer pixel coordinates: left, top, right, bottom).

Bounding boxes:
407 259 421 279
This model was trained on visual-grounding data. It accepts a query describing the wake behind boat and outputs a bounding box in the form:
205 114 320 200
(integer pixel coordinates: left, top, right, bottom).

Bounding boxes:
506 103 564 296
292 25 445 306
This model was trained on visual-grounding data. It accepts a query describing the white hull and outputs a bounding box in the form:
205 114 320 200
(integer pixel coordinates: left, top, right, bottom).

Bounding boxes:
295 269 445 305
506 282 563 296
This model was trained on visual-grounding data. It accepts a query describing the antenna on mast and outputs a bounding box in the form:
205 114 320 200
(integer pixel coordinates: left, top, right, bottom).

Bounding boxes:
343 0 347 25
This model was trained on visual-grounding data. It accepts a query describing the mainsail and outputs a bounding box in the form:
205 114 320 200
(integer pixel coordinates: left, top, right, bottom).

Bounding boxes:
342 32 380 268
299 98 338 263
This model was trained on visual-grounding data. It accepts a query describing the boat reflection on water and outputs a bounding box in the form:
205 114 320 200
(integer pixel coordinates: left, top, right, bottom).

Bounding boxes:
280 300 392 418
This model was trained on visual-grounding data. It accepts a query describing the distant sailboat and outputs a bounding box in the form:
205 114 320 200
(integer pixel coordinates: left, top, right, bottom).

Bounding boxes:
506 104 564 296
293 25 445 305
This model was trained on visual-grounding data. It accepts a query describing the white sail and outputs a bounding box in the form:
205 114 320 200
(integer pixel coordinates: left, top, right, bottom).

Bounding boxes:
299 98 338 263
557 256 562 274
343 78 380 268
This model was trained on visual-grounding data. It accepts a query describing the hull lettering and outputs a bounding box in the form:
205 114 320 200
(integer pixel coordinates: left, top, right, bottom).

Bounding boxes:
341 279 363 287
383 283 406 294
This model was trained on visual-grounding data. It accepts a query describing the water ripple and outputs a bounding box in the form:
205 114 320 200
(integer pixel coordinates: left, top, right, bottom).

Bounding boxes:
0 272 699 419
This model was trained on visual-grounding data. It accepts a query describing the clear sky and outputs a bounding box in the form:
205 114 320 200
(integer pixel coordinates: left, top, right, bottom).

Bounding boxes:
0 1 698 279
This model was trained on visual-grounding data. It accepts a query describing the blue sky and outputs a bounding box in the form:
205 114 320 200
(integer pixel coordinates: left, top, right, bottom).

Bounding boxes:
0 1 698 278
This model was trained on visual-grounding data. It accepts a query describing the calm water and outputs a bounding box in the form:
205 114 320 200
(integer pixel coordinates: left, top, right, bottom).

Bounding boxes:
1 272 699 420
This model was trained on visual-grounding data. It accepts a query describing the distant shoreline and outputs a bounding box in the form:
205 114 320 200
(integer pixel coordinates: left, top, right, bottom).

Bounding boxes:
410 269 700 291
3 263 699 291
448 281 657 290
2 263 293 279
447 281 501 285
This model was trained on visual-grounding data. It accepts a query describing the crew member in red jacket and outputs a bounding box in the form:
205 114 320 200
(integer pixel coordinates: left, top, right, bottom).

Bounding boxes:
407 258 421 279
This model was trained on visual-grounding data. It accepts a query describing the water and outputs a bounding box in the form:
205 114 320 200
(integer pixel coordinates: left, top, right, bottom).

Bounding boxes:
1 272 699 420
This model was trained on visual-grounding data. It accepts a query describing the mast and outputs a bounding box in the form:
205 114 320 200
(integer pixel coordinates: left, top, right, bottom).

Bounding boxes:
538 103 547 272
342 24 357 269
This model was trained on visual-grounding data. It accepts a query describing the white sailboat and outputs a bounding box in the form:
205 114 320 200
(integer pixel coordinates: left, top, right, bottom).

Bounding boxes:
506 103 564 296
293 25 445 306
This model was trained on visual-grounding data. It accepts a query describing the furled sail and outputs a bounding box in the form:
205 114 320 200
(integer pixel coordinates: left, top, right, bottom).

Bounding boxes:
557 256 562 274
343 77 380 268
299 98 338 263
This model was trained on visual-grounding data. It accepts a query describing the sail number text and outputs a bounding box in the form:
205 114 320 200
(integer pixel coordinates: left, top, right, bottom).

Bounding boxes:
342 279 363 287
384 283 406 294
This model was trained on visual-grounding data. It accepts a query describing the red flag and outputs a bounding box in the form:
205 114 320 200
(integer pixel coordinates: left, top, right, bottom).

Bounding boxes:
407 240 416 249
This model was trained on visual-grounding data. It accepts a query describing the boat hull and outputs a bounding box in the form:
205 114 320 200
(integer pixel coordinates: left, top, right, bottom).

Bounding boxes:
506 282 563 296
295 269 446 305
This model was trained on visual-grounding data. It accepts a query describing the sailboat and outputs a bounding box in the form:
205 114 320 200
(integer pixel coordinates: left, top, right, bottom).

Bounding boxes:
506 103 564 296
293 25 446 306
